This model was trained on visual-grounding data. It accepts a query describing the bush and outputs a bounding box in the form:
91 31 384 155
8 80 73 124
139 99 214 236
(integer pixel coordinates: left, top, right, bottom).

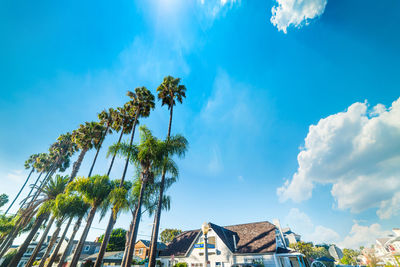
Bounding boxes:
174 262 188 267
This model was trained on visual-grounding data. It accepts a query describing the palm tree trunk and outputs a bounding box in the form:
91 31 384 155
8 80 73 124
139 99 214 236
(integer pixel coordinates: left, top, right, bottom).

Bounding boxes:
106 130 124 176
38 222 61 267
93 213 116 267
7 213 48 267
148 105 174 267
119 112 139 185
96 115 139 267
88 126 109 178
69 207 97 267
123 180 147 267
47 217 73 267
57 217 82 267
121 216 135 267
25 215 56 267
70 148 88 182
148 170 166 267
20 171 43 208
5 168 34 214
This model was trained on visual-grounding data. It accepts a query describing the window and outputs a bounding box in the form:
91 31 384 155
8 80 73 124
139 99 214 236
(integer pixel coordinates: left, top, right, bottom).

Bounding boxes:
84 245 90 252
139 248 144 255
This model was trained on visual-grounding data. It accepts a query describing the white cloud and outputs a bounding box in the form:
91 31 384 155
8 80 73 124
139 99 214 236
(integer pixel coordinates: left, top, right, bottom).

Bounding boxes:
284 208 340 245
6 170 25 183
270 0 327 33
283 209 394 249
338 223 391 249
199 0 240 18
278 98 400 219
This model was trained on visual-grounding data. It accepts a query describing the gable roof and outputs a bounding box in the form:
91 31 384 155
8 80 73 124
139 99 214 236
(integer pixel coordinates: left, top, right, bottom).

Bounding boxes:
160 230 200 257
160 221 276 257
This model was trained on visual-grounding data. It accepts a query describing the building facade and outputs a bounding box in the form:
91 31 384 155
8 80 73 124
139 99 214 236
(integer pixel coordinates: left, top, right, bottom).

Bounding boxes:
158 221 307 267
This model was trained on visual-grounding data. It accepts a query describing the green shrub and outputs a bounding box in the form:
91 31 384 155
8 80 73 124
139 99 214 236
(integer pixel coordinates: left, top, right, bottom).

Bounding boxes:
174 262 188 267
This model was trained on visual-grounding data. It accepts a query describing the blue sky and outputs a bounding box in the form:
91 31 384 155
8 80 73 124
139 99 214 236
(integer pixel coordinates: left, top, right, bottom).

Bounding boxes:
1 0 400 248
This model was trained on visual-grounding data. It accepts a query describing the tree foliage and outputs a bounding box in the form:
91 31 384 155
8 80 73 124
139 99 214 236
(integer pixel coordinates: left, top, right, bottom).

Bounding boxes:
340 248 360 265
160 228 182 244
98 228 127 251
0 194 8 208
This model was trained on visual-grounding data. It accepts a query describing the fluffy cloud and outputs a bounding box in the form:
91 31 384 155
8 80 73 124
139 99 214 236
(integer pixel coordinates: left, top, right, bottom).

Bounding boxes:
338 223 391 249
271 0 327 33
284 208 340 244
277 98 400 219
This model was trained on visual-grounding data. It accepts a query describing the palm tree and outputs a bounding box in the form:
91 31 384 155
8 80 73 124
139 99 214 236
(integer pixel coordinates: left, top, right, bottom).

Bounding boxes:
69 122 104 180
94 88 154 266
93 180 132 267
7 175 69 267
121 177 172 267
119 87 155 184
68 175 114 267
106 105 136 176
113 126 184 267
88 110 114 177
38 194 89 267
148 76 187 267
5 154 39 214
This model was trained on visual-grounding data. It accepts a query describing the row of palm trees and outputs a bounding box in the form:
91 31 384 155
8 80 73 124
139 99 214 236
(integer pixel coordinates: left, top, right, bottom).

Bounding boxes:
0 75 188 267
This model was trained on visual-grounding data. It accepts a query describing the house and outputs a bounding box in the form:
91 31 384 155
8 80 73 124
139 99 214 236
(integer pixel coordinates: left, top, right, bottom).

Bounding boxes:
158 221 307 267
12 236 100 267
135 240 167 260
280 228 301 246
79 240 166 266
64 241 101 266
372 228 400 266
82 251 127 266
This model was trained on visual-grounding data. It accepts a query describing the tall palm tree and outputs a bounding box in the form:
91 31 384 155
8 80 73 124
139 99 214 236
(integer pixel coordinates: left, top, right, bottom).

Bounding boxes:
7 175 69 267
93 180 132 267
119 87 155 184
5 154 39 214
120 177 172 267
47 196 89 267
95 88 154 266
37 194 89 267
68 175 114 267
115 126 185 267
70 122 104 180
148 76 187 267
88 110 114 177
106 105 136 176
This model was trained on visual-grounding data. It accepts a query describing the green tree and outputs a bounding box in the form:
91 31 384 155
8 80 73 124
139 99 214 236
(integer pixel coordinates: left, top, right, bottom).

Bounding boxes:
160 229 182 244
98 228 127 251
69 175 114 267
8 175 69 267
119 126 186 267
71 122 105 180
37 194 90 267
340 248 360 265
148 75 187 267
4 154 39 214
0 194 8 209
94 88 155 267
88 109 115 177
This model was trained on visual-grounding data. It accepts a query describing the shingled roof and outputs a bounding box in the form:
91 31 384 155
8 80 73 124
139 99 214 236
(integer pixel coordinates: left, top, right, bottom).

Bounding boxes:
160 221 276 257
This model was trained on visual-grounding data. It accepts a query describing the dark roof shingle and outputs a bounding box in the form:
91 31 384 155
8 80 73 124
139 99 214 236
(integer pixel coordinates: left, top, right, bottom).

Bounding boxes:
160 221 276 257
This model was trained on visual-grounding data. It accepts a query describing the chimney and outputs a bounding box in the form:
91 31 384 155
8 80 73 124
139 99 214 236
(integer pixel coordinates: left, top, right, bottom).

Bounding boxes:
232 235 237 252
